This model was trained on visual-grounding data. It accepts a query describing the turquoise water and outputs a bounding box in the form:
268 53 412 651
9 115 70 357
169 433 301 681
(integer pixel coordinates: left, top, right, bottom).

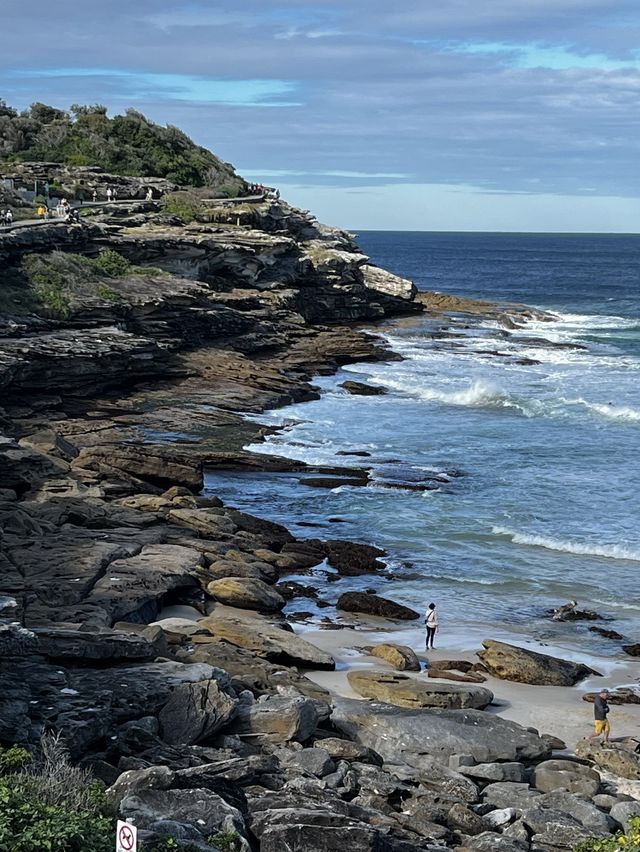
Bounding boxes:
205 233 640 659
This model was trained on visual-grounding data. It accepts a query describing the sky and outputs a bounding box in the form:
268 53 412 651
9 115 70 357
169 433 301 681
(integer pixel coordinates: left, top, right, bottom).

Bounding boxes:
2 0 640 231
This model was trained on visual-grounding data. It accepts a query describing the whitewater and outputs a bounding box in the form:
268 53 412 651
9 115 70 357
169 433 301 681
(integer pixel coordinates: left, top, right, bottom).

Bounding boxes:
205 232 640 659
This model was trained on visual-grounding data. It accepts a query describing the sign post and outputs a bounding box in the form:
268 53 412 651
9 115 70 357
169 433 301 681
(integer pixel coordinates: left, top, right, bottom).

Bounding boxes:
116 820 137 852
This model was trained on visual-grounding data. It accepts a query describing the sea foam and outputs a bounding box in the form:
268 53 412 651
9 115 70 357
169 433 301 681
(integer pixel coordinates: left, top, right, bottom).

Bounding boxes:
493 527 640 562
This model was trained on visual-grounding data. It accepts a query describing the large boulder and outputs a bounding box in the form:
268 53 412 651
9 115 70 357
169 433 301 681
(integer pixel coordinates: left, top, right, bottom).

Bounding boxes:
369 643 421 671
228 693 318 743
532 759 600 797
610 800 640 832
323 540 386 576
205 577 285 612
347 671 493 710
337 592 419 620
198 613 335 670
575 739 640 780
477 639 597 685
119 787 245 836
158 679 238 745
332 697 550 766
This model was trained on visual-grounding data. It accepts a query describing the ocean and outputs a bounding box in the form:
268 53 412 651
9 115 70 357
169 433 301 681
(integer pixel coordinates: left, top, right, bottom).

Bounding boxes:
205 232 640 662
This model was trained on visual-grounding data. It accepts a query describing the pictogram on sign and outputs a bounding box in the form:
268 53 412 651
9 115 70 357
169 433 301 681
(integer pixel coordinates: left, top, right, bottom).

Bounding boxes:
116 819 137 852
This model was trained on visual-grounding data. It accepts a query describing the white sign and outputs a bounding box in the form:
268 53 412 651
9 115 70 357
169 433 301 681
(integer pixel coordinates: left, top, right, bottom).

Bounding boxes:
116 820 137 852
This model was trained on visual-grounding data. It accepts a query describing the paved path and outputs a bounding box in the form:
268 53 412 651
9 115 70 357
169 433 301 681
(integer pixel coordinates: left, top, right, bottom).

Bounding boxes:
0 195 267 233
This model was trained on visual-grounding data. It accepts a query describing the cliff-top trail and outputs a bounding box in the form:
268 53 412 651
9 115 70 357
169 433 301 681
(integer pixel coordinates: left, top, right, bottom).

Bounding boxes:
1 104 639 852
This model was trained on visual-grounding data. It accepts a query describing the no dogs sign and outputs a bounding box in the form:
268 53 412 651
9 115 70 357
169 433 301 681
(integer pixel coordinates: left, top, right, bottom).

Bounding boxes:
116 820 137 852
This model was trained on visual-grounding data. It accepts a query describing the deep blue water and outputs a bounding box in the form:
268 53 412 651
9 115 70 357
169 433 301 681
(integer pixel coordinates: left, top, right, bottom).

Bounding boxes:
206 232 640 661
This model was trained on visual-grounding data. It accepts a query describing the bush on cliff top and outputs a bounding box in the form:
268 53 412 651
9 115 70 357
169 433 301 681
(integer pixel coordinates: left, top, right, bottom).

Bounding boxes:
0 100 241 187
574 817 640 851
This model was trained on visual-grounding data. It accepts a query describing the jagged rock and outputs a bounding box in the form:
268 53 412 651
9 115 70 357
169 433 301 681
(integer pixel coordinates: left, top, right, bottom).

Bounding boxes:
369 643 421 671
323 539 386 575
361 264 416 301
314 737 383 766
610 800 640 831
347 671 493 710
623 643 640 656
205 577 285 612
482 781 543 810
447 802 491 836
534 791 613 834
337 592 419 620
119 787 246 836
332 697 550 766
228 693 318 743
532 759 600 796
340 380 387 396
484 808 517 828
33 627 159 661
279 747 336 778
459 832 528 851
198 612 335 670
158 679 238 745
173 638 331 705
461 762 527 784
73 444 203 491
107 765 174 807
575 739 640 780
477 639 598 685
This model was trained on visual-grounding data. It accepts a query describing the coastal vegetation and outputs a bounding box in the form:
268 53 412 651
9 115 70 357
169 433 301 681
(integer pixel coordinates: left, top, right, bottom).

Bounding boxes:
0 100 237 186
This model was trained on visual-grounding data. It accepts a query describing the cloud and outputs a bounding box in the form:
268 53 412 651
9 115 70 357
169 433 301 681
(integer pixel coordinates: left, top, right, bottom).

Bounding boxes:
2 0 640 229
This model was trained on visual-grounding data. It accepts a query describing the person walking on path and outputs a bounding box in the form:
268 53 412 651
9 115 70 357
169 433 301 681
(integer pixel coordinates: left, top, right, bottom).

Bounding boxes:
106 187 112 202
586 688 611 743
425 602 439 650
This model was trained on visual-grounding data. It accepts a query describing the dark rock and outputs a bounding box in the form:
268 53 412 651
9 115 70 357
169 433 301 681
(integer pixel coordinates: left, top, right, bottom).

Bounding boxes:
623 643 640 656
158 679 238 745
323 539 386 576
589 625 624 640
340 380 387 396
337 592 419 620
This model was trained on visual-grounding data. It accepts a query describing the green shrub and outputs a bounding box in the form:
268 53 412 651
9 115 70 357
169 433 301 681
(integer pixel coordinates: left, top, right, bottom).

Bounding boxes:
21 254 71 317
574 817 640 851
160 191 201 223
0 747 30 774
92 249 131 277
209 830 242 851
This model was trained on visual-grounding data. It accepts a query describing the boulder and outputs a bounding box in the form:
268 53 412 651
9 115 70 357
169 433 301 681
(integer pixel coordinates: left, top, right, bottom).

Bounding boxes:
332 697 550 766
369 643 421 671
198 613 335 670
347 671 493 710
535 791 612 834
575 739 640 780
482 782 543 810
158 679 238 745
279 747 336 778
340 381 386 396
622 643 640 657
460 762 527 784
314 737 383 766
337 592 419 620
532 759 600 797
74 445 203 492
107 766 174 807
323 540 386 576
205 577 285 612
259 823 401 852
119 787 245 836
610 800 640 832
477 639 597 685
228 693 318 743
447 803 491 836
460 832 528 851
33 627 158 661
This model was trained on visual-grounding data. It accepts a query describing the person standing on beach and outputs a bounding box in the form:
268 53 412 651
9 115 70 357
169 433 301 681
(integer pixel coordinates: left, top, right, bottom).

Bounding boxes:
587 688 611 743
425 602 439 650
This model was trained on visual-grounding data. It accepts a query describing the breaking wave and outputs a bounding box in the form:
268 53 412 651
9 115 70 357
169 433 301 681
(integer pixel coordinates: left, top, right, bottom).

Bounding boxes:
493 527 640 562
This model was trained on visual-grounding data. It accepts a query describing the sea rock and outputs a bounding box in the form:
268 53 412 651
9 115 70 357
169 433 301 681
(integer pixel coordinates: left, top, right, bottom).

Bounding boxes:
337 592 419 620
323 539 386 575
332 697 550 766
73 445 203 492
532 759 600 797
228 693 318 743
340 380 387 396
623 643 640 657
477 639 597 685
158 679 238 745
369 643 421 671
205 577 285 612
550 600 600 621
347 671 493 710
198 612 335 670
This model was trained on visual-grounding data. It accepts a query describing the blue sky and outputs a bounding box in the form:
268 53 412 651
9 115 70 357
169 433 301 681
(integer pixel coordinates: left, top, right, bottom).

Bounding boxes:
2 0 640 231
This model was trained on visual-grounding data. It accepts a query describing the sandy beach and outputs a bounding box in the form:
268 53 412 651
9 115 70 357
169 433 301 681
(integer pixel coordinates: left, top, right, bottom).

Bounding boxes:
300 622 640 751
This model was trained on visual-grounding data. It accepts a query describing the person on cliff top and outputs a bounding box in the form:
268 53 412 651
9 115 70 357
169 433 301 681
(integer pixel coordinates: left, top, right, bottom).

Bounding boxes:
586 688 611 744
425 602 439 650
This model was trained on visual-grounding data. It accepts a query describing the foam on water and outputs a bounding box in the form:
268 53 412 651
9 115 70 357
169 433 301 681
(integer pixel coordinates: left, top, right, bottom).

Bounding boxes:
492 527 640 562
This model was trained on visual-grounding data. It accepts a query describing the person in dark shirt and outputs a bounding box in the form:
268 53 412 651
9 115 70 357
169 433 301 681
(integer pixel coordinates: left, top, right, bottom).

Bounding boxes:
587 688 611 743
